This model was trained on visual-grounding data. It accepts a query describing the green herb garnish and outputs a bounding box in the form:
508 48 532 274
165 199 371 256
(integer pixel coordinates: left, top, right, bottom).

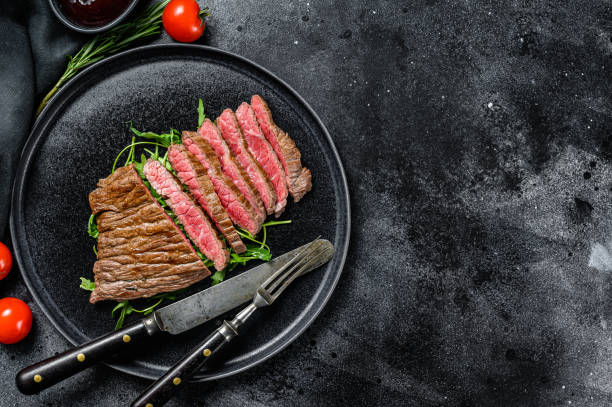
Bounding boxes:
197 98 205 127
36 0 170 115
87 214 99 239
79 277 96 291
111 141 167 173
112 290 184 329
128 122 181 148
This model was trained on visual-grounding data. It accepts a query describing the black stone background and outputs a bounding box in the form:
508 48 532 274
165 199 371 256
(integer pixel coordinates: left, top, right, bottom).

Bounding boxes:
1 0 612 406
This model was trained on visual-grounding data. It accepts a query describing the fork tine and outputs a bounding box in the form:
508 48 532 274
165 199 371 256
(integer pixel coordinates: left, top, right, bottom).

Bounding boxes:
269 245 333 302
264 240 324 294
260 238 321 291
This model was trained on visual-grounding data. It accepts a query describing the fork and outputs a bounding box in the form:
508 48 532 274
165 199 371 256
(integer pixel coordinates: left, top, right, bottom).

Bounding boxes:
131 238 332 407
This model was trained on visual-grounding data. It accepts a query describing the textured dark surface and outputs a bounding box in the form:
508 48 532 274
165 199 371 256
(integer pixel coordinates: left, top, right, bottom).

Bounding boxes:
1 0 612 406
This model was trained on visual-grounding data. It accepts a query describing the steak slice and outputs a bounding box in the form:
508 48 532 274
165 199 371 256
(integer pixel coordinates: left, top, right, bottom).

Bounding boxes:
88 165 209 303
198 119 265 221
144 159 229 271
168 144 246 254
235 102 288 217
182 131 262 235
217 109 277 216
251 95 312 202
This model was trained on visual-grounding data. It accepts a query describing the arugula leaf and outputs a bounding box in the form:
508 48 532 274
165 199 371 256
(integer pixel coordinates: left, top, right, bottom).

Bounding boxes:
112 301 133 330
111 140 167 173
236 227 269 250
79 277 96 291
211 220 293 284
211 263 238 285
133 153 147 177
230 246 272 264
87 214 99 239
111 290 186 329
112 300 129 317
210 269 226 285
261 220 292 227
197 98 205 127
128 122 180 148
124 136 136 166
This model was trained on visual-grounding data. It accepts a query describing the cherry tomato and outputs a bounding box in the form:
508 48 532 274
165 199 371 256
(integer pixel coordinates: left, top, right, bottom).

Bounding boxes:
0 298 32 344
0 242 12 281
162 0 205 43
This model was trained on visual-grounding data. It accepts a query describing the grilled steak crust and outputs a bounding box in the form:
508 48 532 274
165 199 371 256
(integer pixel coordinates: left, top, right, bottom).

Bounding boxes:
217 109 277 216
251 95 312 202
182 131 262 235
144 159 229 271
88 165 209 303
235 103 288 217
168 144 246 254
198 119 265 220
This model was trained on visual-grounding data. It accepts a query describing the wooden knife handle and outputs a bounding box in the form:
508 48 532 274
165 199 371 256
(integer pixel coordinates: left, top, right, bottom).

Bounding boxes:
16 316 161 395
131 320 238 407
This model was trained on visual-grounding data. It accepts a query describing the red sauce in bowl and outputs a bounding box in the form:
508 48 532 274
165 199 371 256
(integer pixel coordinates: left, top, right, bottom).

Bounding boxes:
58 0 132 27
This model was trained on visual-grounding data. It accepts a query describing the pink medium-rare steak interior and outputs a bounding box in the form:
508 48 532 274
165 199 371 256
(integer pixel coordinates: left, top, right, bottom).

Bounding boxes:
250 94 312 202
198 118 265 221
182 131 262 235
88 165 209 303
217 108 277 216
168 144 247 254
144 159 229 270
235 102 288 217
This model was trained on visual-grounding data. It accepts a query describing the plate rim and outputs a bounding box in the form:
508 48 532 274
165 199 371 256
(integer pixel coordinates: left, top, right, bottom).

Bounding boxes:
10 43 351 381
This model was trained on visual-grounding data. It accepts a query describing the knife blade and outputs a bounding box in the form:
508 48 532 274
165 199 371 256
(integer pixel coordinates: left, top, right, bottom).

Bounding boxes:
16 239 334 395
155 239 334 334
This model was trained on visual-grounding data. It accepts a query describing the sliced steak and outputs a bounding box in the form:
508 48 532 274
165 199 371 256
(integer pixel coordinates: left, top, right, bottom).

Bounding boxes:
198 119 265 221
168 144 246 254
235 102 288 217
144 159 229 270
251 95 312 202
182 131 262 235
88 165 209 303
217 109 277 216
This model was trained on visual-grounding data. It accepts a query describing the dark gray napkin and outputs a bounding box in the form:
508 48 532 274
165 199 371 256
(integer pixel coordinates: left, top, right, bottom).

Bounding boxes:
0 0 94 239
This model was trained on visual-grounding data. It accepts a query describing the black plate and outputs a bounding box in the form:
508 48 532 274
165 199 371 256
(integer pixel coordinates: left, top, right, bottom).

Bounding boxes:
10 44 350 381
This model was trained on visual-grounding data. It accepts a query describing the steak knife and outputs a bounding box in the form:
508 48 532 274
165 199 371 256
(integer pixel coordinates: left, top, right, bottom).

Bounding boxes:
16 239 333 395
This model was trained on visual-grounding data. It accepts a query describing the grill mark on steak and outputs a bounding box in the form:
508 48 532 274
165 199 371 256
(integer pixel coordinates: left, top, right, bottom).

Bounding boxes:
251 95 312 202
198 119 266 220
182 131 262 235
168 144 247 254
144 159 229 271
235 102 288 217
88 165 209 303
217 109 277 216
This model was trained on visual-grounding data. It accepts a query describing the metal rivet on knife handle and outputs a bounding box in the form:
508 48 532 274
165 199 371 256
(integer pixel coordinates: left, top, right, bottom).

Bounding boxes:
203 348 211 357
77 353 85 362
33 375 42 383
123 335 131 343
145 404 153 407
172 377 181 385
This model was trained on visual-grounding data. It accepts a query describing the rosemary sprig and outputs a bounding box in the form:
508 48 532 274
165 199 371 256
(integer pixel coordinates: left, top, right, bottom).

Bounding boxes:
36 0 170 116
